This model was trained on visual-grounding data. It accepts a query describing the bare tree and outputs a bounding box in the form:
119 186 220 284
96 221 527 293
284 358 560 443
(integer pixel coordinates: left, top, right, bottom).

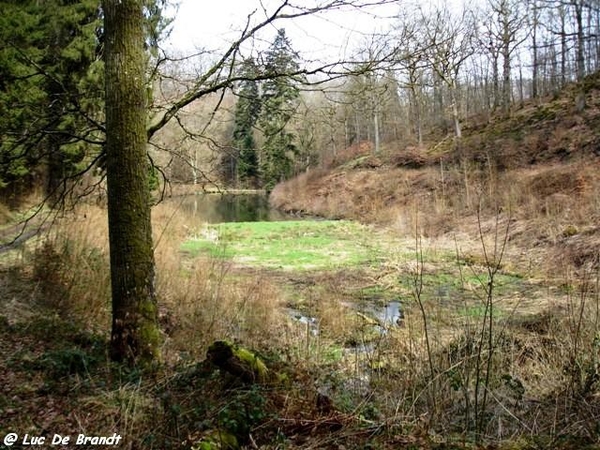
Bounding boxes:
527 0 541 98
479 0 529 113
421 5 475 139
392 13 428 145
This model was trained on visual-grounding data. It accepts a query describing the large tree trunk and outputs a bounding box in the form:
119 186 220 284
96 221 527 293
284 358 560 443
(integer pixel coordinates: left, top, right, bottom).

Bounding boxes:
103 0 159 366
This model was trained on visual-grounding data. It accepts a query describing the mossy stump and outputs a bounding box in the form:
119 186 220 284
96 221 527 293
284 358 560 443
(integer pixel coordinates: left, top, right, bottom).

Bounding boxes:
207 340 269 384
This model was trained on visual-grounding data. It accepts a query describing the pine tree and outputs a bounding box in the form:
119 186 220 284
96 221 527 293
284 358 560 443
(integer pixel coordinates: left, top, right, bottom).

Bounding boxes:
232 58 261 187
43 0 105 203
0 0 102 201
0 2 46 193
259 29 301 191
0 0 168 202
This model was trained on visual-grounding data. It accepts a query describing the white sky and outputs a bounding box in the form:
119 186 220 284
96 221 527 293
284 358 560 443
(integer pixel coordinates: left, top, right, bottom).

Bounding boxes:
166 0 403 63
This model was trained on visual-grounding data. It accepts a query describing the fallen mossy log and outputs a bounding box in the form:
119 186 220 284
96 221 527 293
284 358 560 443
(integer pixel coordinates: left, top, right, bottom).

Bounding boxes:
190 429 239 450
207 340 270 383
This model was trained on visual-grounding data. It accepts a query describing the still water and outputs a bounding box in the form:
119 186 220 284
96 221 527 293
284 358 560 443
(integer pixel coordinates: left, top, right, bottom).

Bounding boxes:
169 192 289 223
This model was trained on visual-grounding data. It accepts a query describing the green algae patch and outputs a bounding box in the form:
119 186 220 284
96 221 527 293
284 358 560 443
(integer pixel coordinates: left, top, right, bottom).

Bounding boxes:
181 220 378 271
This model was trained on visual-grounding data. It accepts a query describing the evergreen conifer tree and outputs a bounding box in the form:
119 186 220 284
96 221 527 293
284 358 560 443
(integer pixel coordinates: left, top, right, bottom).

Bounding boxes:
0 0 169 202
0 0 102 200
259 29 301 191
232 58 261 186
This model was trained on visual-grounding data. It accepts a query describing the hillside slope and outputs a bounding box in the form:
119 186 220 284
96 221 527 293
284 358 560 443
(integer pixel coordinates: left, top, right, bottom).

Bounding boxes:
270 73 600 276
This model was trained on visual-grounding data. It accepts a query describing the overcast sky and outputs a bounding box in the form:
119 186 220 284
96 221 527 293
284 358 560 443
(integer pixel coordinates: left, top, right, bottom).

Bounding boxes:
166 0 403 63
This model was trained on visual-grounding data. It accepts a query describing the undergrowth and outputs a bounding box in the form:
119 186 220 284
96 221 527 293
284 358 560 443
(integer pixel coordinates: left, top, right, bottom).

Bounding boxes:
1 197 598 449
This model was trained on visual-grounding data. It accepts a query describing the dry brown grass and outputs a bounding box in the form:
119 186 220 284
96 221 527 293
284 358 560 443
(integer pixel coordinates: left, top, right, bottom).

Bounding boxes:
31 205 111 333
27 202 286 359
314 263 600 442
0 202 13 226
272 149 600 279
270 129 600 444
320 141 374 169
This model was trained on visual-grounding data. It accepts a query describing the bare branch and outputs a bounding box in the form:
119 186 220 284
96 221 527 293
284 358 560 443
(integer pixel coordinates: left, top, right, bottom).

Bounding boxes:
147 0 400 139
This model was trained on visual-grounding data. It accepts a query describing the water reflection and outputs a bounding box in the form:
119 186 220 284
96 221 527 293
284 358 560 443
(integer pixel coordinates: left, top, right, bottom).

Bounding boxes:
171 193 289 223
374 301 403 326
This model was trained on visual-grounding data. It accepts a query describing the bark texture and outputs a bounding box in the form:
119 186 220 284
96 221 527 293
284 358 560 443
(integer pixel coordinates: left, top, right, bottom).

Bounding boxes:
103 0 159 365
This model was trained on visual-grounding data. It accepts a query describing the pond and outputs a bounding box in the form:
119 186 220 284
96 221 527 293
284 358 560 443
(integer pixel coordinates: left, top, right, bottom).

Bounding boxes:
168 192 289 223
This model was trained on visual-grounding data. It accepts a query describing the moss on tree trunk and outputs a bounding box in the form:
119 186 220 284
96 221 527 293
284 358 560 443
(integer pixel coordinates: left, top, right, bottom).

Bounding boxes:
103 0 159 366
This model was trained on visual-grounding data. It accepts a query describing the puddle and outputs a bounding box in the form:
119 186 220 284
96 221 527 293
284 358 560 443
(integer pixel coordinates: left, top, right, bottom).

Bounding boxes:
373 301 403 326
355 300 404 330
285 308 319 335
284 300 403 342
